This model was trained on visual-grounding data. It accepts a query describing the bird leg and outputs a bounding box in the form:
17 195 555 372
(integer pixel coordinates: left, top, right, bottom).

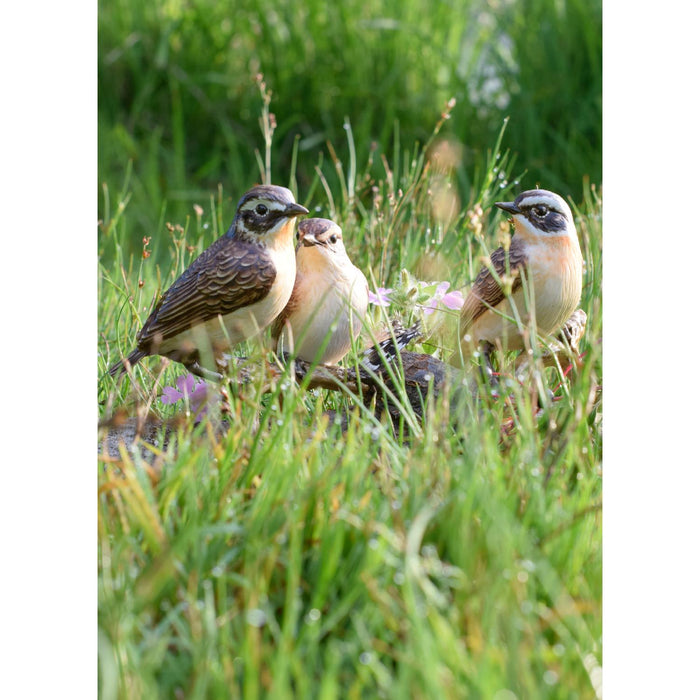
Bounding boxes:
478 340 500 392
558 308 587 356
184 360 225 383
515 308 588 379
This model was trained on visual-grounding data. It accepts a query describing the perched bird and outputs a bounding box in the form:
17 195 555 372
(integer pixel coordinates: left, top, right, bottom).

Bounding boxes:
109 184 308 379
271 218 369 365
457 188 583 365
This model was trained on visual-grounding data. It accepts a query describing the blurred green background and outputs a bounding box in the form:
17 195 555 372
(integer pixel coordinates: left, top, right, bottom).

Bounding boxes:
98 0 601 253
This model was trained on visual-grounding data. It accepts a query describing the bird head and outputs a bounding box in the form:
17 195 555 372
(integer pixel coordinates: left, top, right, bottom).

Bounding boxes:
295 218 350 268
495 189 577 242
233 185 308 243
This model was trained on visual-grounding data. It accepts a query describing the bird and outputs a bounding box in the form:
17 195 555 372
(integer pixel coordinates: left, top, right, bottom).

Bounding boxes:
456 188 583 368
271 218 369 365
109 184 309 380
358 319 424 375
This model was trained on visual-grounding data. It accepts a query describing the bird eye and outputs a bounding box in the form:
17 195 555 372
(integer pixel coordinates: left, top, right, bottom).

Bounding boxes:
329 235 338 244
255 204 268 216
533 204 548 217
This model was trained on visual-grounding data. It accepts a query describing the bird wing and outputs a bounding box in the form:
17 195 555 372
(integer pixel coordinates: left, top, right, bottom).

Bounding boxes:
460 237 527 330
137 236 276 348
360 320 423 374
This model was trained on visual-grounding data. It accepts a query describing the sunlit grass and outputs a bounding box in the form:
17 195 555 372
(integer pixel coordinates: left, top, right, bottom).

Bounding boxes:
99 99 602 696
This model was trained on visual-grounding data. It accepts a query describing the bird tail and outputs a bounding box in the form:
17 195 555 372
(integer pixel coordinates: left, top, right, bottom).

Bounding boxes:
360 320 423 374
108 348 146 379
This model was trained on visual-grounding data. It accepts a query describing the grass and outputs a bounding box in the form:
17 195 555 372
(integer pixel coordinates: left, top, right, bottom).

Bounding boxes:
98 105 602 696
98 0 601 261
99 1 601 696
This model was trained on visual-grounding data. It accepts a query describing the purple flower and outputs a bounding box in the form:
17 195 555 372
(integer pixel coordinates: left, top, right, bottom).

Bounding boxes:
420 281 464 315
440 289 464 310
368 287 394 307
160 373 210 421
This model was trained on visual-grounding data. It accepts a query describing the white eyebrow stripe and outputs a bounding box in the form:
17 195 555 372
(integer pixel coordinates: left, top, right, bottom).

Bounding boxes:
518 194 560 209
241 197 287 211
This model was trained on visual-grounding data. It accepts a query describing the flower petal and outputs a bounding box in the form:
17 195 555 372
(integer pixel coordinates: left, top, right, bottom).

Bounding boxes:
161 385 184 404
435 281 450 296
441 290 464 310
183 373 198 395
368 287 393 307
190 382 209 403
193 404 209 422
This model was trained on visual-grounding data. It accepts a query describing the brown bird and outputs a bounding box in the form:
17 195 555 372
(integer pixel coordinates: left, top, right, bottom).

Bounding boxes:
457 188 583 366
109 184 308 380
271 218 369 365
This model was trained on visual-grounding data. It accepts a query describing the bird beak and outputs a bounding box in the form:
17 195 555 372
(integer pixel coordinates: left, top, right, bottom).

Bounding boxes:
300 233 318 247
495 201 521 216
285 202 310 218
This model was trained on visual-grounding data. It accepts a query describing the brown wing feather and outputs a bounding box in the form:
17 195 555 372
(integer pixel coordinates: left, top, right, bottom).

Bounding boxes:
136 235 276 350
461 237 528 330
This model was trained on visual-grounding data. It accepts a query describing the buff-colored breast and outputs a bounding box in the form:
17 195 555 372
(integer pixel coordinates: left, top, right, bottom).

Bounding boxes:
469 235 582 350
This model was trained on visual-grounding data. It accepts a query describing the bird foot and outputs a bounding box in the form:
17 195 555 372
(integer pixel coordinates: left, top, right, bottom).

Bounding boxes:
478 341 502 396
185 360 225 383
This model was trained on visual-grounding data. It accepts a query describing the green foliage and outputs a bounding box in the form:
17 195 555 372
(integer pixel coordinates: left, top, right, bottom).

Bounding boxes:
99 122 602 696
98 0 601 260
99 1 601 696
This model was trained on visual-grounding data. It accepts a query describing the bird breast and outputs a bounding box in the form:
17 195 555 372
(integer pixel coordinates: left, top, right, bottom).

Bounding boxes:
254 242 296 321
284 260 368 363
525 236 583 335
469 235 582 348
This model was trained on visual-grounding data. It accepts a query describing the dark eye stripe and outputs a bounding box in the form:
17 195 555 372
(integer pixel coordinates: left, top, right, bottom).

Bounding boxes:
526 207 567 232
240 205 285 234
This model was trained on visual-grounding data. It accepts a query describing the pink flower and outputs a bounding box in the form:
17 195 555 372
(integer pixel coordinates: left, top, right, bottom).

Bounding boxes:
440 289 464 310
160 373 210 421
368 287 394 307
420 281 464 315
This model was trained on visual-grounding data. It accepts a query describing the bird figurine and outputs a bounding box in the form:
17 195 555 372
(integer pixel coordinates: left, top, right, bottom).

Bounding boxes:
109 184 308 380
271 218 369 365
456 188 583 369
